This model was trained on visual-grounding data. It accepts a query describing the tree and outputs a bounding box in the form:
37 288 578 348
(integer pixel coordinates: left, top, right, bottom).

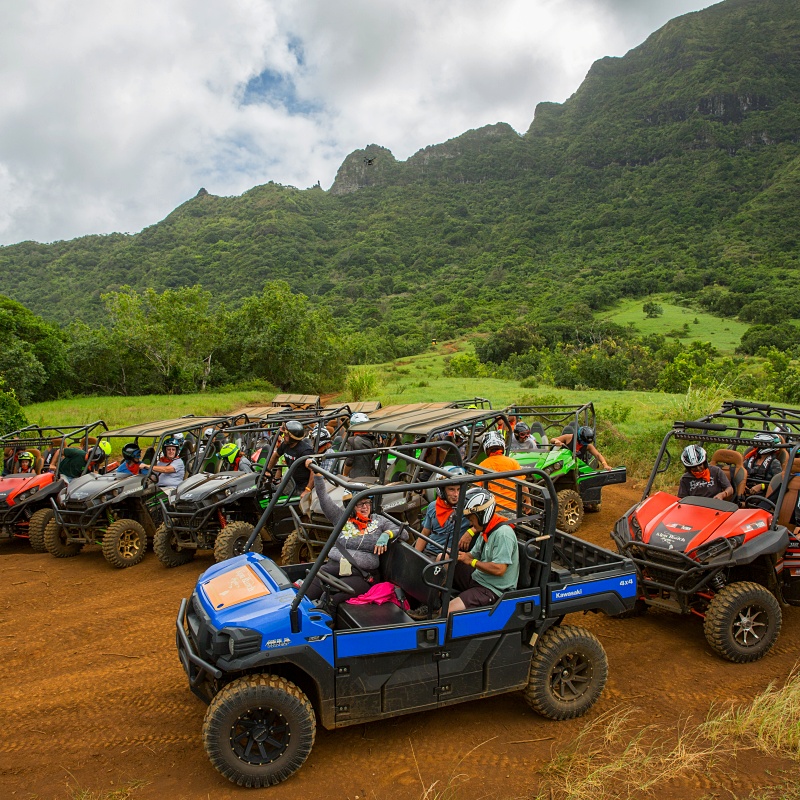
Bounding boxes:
0 378 27 435
642 301 663 319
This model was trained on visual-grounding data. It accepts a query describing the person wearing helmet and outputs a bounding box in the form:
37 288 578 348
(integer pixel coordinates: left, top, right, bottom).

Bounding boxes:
552 425 611 470
343 412 376 478
448 487 520 614
306 465 409 610
149 437 186 497
743 433 784 496
219 442 253 473
15 451 35 474
678 444 733 501
85 440 112 473
508 421 538 453
303 427 336 492
268 420 314 494
48 439 88 483
117 443 145 475
476 430 524 515
414 466 472 556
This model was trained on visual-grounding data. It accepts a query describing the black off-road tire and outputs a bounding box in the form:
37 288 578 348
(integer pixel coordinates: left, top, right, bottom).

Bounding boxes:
102 519 147 568
44 518 83 558
280 531 313 566
556 489 584 533
703 581 781 663
153 523 195 568
203 674 316 788
214 521 261 563
525 625 608 720
27 508 53 553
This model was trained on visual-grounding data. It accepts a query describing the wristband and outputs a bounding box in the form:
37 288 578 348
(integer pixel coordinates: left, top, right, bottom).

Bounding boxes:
467 527 476 538
471 558 478 568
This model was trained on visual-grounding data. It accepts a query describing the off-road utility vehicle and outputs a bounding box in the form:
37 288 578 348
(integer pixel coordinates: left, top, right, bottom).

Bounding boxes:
176 449 636 787
156 407 356 567
47 416 241 569
611 400 800 662
0 422 108 551
507 404 627 533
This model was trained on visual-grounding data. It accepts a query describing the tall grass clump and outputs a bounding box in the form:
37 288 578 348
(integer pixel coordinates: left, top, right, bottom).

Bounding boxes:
662 382 732 424
703 669 800 760
346 367 380 401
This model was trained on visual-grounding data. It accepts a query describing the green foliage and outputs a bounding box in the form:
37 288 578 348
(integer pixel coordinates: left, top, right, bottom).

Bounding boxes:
737 323 800 356
345 367 380 401
642 301 663 318
442 352 489 378
0 377 27 435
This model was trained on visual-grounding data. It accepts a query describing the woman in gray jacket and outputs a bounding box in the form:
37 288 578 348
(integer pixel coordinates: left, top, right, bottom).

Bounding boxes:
306 468 406 609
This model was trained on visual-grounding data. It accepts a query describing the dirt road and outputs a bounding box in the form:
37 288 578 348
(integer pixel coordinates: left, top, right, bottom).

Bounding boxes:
1 485 797 799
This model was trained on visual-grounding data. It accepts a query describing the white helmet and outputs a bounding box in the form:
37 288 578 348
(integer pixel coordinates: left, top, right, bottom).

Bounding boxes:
483 430 506 454
753 432 781 453
350 412 370 426
463 487 496 526
435 465 467 501
681 445 707 468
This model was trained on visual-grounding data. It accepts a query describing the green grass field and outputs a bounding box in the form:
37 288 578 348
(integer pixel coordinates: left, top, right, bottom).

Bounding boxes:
597 295 749 354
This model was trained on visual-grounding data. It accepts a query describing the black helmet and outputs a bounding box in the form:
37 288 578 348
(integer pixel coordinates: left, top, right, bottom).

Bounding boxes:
577 426 595 445
87 441 111 464
122 443 142 462
514 422 530 437
284 420 305 441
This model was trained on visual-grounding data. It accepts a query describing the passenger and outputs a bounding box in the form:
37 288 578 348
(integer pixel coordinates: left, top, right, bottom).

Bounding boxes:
476 431 524 516
743 433 783 497
49 439 88 483
306 467 408 610
268 420 313 493
149 438 186 500
677 445 733 501
85 441 112 473
117 443 145 475
219 442 253 473
415 466 471 556
2 447 15 475
15 451 35 474
507 422 538 453
343 413 377 478
551 426 611 470
449 488 519 614
303 428 336 495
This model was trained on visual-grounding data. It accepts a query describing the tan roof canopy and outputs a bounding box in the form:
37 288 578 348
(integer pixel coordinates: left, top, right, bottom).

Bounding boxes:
358 408 505 437
101 416 235 438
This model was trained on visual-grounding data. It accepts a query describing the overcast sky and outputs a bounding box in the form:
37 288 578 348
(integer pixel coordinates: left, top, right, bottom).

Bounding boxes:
0 0 719 246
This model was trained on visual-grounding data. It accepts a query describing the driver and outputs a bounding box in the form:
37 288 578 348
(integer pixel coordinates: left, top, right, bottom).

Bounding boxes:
677 445 733 501
306 466 408 610
150 438 185 500
551 426 611 470
743 433 783 497
15 451 35 474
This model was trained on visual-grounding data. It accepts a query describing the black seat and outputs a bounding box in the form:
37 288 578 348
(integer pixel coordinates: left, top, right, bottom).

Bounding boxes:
381 540 441 605
517 540 532 589
336 601 412 629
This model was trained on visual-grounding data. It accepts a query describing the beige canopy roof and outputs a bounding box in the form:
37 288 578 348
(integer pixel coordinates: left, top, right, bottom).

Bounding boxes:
357 407 505 437
100 416 235 439
227 405 291 420
271 394 320 408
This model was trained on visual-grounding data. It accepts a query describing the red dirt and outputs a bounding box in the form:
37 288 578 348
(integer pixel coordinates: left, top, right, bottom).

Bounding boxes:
2 483 797 799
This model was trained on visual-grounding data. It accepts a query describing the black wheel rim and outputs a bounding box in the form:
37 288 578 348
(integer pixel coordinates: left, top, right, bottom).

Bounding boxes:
230 707 290 765
550 651 592 701
232 536 248 557
732 603 769 649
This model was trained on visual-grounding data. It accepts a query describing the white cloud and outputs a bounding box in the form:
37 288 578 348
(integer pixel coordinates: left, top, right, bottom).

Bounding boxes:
0 0 717 245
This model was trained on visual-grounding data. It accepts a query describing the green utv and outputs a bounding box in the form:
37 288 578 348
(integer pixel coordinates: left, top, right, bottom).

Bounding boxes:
508 404 627 533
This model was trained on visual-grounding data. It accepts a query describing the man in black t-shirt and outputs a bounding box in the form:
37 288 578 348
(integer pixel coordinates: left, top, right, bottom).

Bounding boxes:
268 420 313 494
677 445 733 501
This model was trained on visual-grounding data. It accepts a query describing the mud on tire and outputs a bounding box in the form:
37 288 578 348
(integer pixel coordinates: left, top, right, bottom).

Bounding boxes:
102 519 147 569
556 489 584 534
703 581 781 663
44 518 83 558
27 508 53 553
214 521 261 563
203 674 316 788
280 530 313 566
525 624 608 720
153 523 195 568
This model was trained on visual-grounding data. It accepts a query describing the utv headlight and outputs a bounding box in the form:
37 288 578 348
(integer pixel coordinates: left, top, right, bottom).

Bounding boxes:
693 534 745 563
57 489 67 504
630 515 643 542
217 627 262 658
15 486 40 503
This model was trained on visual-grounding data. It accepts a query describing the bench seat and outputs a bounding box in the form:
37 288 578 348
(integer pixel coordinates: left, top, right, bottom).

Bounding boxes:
337 601 414 629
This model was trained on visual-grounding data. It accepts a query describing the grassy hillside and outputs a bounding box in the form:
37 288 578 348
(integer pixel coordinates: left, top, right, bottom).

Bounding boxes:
597 296 750 354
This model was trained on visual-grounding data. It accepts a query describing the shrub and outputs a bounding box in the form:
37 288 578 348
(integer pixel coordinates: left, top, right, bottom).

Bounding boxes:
345 368 380 401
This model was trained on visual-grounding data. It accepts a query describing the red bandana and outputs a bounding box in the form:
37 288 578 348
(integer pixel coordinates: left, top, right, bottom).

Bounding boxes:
481 513 509 541
691 468 711 483
435 497 454 527
349 511 371 532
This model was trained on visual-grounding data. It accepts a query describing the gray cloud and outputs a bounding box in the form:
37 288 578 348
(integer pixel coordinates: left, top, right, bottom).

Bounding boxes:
0 0 716 246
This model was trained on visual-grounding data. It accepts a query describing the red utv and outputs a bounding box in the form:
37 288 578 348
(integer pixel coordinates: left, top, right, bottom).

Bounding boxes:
611 400 800 663
0 422 108 551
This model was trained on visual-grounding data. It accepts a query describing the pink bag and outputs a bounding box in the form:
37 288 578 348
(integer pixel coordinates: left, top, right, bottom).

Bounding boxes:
345 581 409 610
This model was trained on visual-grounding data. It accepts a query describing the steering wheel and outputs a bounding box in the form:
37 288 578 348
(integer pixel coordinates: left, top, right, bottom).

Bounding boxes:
316 569 357 595
744 495 776 512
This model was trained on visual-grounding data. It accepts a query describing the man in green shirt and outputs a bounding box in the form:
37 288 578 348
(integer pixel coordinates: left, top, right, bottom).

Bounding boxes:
50 440 87 483
448 487 519 614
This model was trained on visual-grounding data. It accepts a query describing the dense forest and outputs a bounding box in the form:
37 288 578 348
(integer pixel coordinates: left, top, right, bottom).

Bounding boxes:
1 0 799 424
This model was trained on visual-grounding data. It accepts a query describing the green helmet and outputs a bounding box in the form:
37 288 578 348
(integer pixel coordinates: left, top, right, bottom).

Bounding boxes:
18 451 34 464
220 442 240 463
